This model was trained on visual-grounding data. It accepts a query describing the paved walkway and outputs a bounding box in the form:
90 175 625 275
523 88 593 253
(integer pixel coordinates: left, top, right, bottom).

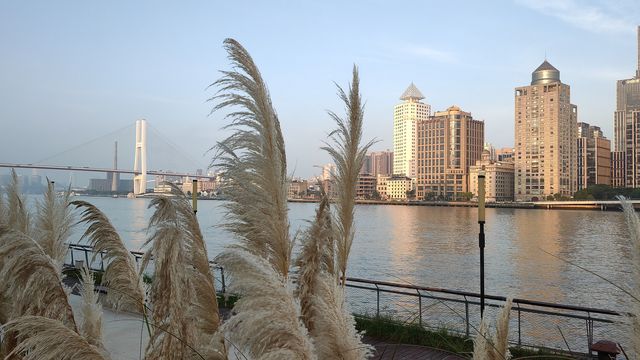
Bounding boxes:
366 336 465 360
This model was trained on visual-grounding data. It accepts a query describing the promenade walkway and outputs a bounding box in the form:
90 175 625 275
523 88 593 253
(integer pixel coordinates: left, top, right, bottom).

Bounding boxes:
366 336 465 360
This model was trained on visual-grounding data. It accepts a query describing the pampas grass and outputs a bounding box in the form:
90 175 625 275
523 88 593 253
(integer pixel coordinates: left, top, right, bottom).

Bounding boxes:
6 169 30 234
321 66 374 282
471 299 513 360
34 179 74 270
0 228 76 330
209 38 292 279
140 206 197 359
72 200 145 313
79 266 104 350
617 196 640 358
2 315 107 360
472 316 490 360
216 247 316 360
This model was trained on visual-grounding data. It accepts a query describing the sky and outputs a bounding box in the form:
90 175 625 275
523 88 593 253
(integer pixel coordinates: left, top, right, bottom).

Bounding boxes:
1 0 639 184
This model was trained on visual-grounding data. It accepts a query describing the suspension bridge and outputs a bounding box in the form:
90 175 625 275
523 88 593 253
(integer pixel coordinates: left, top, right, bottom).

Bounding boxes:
0 119 209 195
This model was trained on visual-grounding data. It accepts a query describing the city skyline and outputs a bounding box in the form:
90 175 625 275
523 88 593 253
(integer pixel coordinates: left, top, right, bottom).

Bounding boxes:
1 1 639 181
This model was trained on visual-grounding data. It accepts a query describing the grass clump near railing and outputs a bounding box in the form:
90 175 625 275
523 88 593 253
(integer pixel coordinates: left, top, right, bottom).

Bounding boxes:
355 315 568 359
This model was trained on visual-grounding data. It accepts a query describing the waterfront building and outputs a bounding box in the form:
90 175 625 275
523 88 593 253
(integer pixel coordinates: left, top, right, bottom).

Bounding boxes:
484 143 497 161
415 105 484 201
356 173 376 199
612 151 626 187
613 26 640 187
514 60 577 201
576 122 611 190
469 150 515 202
386 175 413 200
362 150 394 176
376 175 389 200
287 178 308 199
393 83 430 179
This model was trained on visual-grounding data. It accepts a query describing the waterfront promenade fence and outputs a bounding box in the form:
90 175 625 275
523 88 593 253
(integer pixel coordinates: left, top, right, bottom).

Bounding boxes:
64 243 631 356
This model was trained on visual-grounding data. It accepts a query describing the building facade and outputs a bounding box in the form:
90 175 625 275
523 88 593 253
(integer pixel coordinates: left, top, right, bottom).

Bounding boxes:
356 173 377 199
613 26 640 188
393 83 430 178
362 150 394 176
469 150 515 202
386 175 413 200
576 122 611 190
514 61 577 201
612 151 626 187
416 105 484 200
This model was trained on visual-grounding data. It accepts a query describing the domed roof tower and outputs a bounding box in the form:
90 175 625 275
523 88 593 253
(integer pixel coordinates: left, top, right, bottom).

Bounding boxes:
531 60 560 85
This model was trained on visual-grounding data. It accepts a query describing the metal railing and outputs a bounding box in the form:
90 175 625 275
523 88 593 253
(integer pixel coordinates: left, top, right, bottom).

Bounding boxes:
64 243 630 355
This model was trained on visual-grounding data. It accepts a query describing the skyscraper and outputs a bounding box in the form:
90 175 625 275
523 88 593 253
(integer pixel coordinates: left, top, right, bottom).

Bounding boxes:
514 61 577 201
613 26 640 188
416 105 484 200
576 122 611 190
393 83 430 178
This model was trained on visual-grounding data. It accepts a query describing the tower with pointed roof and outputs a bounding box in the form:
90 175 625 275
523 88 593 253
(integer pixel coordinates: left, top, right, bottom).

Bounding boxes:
613 25 640 188
514 60 577 201
393 83 430 180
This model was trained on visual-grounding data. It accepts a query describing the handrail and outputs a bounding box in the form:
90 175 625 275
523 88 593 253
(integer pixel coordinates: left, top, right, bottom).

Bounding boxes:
346 276 623 317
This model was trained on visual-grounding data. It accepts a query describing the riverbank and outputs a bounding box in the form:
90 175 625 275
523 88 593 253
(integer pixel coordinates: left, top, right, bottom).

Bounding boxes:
289 198 637 211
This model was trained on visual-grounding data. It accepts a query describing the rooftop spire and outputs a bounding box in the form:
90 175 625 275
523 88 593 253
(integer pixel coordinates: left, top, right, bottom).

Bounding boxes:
400 82 425 101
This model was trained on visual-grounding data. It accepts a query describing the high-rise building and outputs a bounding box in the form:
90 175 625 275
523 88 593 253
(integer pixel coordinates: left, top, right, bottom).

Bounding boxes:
514 61 577 201
393 83 430 178
416 105 484 200
363 150 394 177
576 122 611 190
613 26 640 187
612 151 626 187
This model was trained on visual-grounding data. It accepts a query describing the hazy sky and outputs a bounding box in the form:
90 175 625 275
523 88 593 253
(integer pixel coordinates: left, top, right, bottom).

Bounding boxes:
1 0 639 183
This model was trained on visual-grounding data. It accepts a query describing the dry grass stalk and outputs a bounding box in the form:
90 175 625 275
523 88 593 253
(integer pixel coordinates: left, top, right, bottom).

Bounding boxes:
147 187 223 355
472 316 490 360
6 169 30 234
617 196 640 358
2 315 107 360
0 228 76 331
79 266 104 350
209 38 292 279
492 297 512 360
295 195 335 333
140 210 198 359
149 185 220 331
310 274 373 359
216 247 316 360
321 66 374 282
34 179 74 270
72 200 145 313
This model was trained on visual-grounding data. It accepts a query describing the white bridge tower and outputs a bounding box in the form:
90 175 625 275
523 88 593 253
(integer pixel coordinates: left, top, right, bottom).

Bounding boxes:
133 119 147 195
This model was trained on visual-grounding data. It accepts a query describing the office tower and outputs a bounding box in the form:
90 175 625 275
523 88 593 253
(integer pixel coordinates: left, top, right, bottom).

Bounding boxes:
613 26 640 187
393 83 430 178
514 61 577 201
416 105 484 200
576 122 611 190
365 150 394 177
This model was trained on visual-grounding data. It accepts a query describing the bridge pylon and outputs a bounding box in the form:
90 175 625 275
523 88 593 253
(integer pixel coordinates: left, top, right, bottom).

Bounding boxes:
133 119 147 195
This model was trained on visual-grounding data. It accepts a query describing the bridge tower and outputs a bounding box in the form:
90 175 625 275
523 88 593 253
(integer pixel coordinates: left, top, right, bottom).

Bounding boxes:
133 119 147 195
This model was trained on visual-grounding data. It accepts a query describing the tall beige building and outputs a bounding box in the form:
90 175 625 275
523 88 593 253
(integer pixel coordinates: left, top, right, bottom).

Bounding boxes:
514 61 577 201
613 26 640 187
393 83 430 178
576 122 611 190
416 105 484 200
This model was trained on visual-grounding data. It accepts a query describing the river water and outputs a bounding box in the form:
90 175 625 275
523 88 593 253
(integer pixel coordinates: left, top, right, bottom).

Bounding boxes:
62 197 634 350
66 197 633 310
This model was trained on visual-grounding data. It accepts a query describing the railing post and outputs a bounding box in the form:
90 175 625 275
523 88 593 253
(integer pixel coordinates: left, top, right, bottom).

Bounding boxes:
220 267 226 294
465 296 470 337
100 252 105 272
84 248 90 269
518 304 522 345
586 313 594 354
375 284 380 318
70 249 75 266
417 289 422 327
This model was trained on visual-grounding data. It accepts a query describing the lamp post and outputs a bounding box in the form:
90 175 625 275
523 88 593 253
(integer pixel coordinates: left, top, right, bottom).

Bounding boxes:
192 179 198 214
477 169 486 318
